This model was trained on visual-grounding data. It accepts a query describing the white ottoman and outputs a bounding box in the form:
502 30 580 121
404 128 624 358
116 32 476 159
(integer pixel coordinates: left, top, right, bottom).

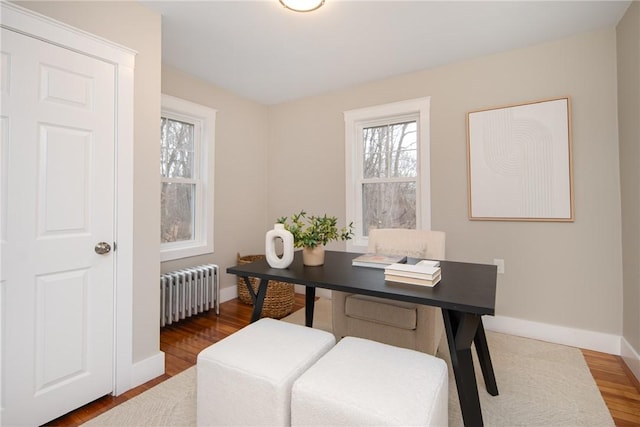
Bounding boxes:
291 336 448 426
197 318 335 426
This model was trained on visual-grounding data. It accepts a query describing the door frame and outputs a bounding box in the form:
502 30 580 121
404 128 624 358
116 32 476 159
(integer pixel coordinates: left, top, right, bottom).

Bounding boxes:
1 2 136 395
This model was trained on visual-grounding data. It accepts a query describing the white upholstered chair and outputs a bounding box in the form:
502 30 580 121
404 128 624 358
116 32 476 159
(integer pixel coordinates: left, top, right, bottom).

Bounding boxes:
331 229 446 355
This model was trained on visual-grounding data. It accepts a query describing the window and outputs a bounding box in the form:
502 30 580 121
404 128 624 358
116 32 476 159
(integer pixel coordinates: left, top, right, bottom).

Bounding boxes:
344 98 431 251
160 94 216 261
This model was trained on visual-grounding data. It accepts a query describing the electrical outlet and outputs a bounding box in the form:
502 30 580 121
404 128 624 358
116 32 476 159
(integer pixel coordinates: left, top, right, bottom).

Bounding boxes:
493 258 505 274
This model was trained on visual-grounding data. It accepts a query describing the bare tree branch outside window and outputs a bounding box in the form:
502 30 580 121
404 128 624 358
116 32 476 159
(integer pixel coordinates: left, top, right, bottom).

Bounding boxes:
160 117 196 243
362 120 417 235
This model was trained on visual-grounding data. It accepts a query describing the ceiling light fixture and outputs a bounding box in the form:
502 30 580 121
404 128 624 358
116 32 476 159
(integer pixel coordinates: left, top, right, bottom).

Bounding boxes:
279 0 325 13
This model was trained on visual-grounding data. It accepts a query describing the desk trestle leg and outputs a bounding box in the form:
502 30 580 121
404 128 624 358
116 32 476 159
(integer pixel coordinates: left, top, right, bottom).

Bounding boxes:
442 309 498 426
305 286 316 327
474 320 499 396
247 278 269 323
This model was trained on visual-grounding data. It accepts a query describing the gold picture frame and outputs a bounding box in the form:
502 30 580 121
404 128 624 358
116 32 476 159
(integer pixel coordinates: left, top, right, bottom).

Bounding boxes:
466 97 574 222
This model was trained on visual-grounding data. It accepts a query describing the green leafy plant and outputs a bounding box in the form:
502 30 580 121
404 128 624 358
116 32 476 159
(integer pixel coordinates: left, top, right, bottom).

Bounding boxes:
277 210 354 248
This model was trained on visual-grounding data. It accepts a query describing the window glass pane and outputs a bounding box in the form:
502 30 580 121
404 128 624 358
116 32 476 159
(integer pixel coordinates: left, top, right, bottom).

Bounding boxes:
161 182 195 243
363 121 417 179
362 182 416 236
160 117 195 179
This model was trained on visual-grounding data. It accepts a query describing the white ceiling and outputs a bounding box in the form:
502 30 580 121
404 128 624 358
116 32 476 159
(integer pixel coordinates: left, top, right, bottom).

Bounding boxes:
141 0 631 105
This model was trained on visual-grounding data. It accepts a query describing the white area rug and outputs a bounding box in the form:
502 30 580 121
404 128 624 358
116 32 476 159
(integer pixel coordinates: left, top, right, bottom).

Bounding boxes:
84 298 613 426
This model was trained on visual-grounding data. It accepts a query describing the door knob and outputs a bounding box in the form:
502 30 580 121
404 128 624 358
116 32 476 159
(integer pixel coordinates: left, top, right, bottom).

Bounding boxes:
94 242 112 255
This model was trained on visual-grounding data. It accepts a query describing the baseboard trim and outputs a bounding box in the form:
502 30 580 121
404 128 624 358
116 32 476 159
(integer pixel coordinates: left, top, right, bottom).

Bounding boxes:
220 285 238 303
131 351 165 389
483 315 621 355
621 337 640 383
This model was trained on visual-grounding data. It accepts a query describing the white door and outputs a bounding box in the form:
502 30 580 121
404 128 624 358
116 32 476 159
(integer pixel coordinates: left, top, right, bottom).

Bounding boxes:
1 27 116 426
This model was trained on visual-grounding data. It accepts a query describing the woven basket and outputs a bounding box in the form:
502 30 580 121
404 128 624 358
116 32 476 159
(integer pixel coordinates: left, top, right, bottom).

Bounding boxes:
236 253 295 319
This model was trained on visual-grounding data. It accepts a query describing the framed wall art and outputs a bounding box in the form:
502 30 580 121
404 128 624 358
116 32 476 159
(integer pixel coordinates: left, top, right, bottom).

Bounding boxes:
466 97 574 221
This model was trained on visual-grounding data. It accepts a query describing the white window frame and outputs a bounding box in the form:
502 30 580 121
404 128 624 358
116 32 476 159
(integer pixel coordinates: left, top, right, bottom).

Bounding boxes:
344 97 431 252
160 94 216 261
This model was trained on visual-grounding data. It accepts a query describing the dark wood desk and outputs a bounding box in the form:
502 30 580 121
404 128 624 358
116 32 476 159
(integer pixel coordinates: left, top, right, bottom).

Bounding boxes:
227 250 499 426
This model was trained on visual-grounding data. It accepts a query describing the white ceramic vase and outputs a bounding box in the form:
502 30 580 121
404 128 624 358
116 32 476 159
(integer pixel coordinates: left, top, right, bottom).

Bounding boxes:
265 224 294 269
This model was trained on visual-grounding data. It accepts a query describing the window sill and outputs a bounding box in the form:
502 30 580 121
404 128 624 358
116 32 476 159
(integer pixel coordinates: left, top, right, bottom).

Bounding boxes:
160 241 213 262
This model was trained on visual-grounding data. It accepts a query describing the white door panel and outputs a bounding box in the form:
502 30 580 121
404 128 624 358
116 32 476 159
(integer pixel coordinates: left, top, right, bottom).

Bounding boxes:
1 28 116 426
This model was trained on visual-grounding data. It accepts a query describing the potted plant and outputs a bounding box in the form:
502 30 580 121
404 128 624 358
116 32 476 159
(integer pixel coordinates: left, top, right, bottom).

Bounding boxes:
277 210 354 266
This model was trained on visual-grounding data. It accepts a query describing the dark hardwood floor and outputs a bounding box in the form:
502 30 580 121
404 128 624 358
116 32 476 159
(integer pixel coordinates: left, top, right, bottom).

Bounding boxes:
46 294 640 426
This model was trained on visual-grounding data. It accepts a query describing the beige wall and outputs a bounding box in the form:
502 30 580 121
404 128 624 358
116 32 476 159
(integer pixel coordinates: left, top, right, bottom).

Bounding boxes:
17 0 631 373
16 1 162 363
617 2 640 354
160 66 270 289
268 28 624 334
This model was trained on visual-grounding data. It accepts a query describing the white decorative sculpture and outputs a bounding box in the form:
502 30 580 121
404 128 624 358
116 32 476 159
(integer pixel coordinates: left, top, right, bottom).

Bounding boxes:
265 224 294 269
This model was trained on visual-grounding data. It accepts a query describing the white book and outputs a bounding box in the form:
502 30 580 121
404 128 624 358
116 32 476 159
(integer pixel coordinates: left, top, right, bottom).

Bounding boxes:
385 273 441 287
352 253 407 269
385 262 441 279
416 259 440 268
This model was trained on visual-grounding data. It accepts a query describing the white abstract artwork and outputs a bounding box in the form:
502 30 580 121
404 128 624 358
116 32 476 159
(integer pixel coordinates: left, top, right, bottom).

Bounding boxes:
467 98 573 221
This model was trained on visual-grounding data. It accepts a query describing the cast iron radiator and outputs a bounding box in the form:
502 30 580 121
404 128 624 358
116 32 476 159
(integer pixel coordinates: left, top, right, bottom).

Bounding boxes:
160 264 220 327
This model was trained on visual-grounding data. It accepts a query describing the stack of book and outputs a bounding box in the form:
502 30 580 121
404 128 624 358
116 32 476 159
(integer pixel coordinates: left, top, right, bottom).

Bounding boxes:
351 253 407 269
384 260 442 287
